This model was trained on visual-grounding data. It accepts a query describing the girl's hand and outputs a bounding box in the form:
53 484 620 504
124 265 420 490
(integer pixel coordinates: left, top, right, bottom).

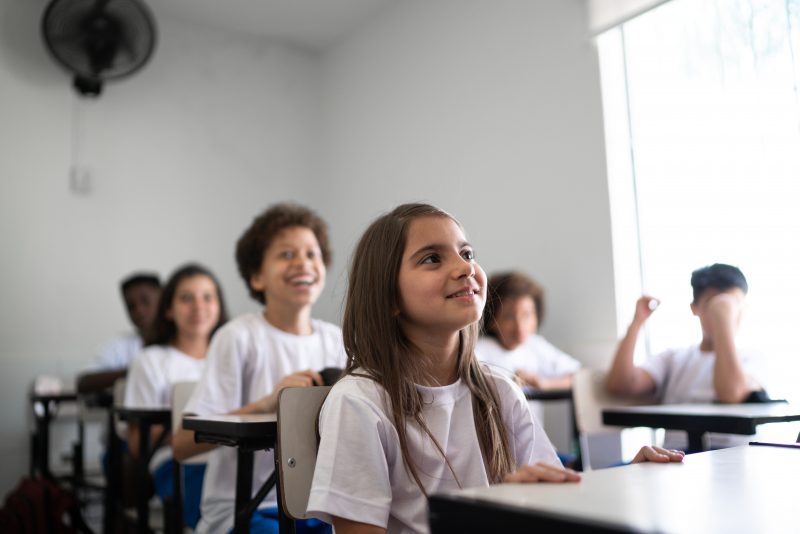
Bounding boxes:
257 369 323 413
515 370 542 389
503 463 581 483
631 446 685 464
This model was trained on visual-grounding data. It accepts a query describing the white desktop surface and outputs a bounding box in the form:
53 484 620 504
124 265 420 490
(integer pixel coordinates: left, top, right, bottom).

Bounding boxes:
605 402 799 417
443 446 798 533
184 413 277 424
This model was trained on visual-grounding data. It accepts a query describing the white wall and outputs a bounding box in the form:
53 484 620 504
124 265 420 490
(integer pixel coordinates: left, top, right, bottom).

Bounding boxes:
0 0 321 492
315 0 618 362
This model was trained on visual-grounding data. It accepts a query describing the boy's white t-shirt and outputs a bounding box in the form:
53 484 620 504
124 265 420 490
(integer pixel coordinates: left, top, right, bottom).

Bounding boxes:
91 333 143 370
306 367 560 534
185 313 346 534
475 334 580 380
123 345 206 469
641 344 762 449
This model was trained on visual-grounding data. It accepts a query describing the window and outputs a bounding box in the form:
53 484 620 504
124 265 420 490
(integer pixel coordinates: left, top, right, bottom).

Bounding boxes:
599 0 800 403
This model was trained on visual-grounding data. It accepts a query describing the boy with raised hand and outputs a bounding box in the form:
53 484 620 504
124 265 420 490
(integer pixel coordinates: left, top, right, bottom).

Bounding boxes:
606 263 762 450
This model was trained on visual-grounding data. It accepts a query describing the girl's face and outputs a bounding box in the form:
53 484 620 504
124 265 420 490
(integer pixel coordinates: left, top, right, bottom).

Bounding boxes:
397 216 486 340
167 274 221 341
250 226 326 311
491 296 538 351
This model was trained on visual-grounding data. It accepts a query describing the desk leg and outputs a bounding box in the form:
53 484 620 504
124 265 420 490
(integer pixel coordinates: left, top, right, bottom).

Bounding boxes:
73 419 85 485
687 431 705 453
234 450 254 534
137 421 152 534
34 401 53 479
104 410 121 534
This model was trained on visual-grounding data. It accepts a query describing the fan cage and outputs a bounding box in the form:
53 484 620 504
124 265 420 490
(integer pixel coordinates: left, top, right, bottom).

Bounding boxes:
42 0 156 81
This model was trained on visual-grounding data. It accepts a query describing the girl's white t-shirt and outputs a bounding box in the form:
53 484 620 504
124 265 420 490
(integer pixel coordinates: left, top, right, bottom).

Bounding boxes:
185 313 346 534
307 367 560 534
475 334 580 380
123 345 207 469
125 345 207 408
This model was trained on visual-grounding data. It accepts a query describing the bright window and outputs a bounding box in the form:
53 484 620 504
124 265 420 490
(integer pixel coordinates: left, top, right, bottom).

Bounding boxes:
599 0 800 403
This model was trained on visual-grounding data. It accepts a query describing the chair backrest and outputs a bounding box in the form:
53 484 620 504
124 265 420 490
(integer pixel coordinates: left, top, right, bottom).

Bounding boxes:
572 369 652 469
276 386 331 520
112 378 127 439
170 381 210 465
171 381 197 434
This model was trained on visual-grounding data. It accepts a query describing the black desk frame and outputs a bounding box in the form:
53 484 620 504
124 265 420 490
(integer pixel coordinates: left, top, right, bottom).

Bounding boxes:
29 391 78 480
602 402 798 453
183 416 291 534
115 407 171 534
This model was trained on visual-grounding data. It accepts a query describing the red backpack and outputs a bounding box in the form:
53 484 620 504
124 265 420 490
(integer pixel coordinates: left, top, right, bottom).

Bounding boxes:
0 476 78 534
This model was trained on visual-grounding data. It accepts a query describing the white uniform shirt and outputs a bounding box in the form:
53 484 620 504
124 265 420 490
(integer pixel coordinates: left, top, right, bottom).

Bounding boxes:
186 313 346 534
641 344 762 449
475 334 580 380
123 345 206 469
125 345 207 408
91 333 143 370
307 367 560 534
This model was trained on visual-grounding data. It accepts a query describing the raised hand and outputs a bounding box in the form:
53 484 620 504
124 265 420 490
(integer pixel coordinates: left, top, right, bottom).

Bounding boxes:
633 295 660 325
706 292 742 329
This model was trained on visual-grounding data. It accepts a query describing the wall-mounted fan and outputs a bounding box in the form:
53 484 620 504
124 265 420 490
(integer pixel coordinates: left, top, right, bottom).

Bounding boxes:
41 0 157 96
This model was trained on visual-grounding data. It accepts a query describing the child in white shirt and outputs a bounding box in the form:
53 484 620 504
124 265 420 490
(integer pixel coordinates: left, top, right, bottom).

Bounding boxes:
308 203 683 534
477 271 580 390
124 263 228 528
606 263 763 450
174 204 346 534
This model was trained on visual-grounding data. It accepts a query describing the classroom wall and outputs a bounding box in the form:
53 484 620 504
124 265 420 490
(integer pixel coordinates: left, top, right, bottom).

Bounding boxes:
0 0 621 494
0 0 321 492
314 0 618 362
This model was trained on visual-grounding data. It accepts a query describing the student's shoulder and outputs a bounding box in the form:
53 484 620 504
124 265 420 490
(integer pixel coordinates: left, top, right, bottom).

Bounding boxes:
324 373 388 416
311 318 344 339
211 312 268 342
132 345 167 365
475 336 505 360
480 364 525 401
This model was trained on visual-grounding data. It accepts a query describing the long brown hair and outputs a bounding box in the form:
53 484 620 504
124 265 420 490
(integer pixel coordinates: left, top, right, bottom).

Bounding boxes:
342 203 515 491
146 263 229 346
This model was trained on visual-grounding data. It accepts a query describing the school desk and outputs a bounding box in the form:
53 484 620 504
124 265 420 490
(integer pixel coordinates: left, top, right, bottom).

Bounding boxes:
183 414 286 534
29 390 77 479
115 407 171 533
523 387 572 401
602 402 800 452
429 444 799 533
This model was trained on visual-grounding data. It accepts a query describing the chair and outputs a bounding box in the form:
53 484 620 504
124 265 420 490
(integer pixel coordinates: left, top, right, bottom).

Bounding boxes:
276 386 331 530
571 368 652 470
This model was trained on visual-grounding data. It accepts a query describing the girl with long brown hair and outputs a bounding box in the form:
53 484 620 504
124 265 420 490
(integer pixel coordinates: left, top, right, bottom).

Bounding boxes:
307 203 685 534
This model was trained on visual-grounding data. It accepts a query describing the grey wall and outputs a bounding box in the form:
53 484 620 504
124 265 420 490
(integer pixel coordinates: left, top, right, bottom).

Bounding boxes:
314 0 618 359
0 0 321 491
